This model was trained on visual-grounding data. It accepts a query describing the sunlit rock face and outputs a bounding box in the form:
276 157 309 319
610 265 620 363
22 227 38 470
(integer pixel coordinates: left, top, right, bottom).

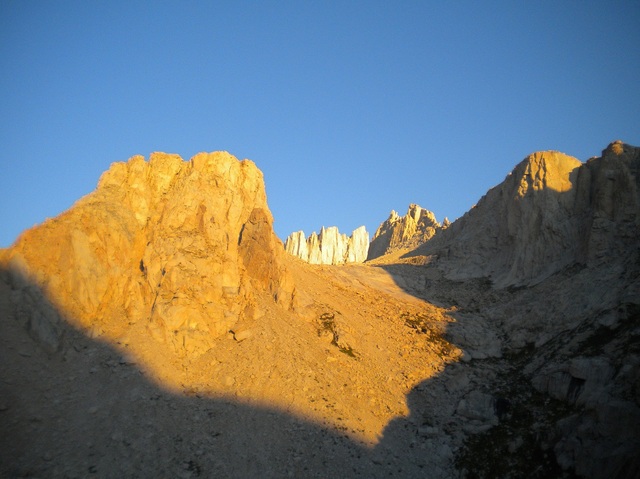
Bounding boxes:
419 141 640 287
283 230 308 261
284 225 369 265
1 142 639 479
367 204 442 260
0 152 295 356
346 226 369 263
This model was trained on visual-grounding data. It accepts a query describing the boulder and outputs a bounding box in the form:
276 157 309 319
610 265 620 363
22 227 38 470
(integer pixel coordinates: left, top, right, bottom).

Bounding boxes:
456 390 499 423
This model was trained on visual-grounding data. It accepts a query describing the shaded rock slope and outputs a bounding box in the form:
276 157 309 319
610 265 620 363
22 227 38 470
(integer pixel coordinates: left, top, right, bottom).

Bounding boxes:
415 140 640 288
399 140 640 478
1 142 639 479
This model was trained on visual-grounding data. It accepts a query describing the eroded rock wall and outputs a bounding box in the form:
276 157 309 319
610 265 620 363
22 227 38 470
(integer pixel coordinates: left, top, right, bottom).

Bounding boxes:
284 225 369 265
0 151 295 356
419 141 640 288
367 204 442 260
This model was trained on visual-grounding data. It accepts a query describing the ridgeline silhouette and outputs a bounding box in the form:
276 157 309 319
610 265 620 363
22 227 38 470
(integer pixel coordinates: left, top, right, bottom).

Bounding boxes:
2 141 638 478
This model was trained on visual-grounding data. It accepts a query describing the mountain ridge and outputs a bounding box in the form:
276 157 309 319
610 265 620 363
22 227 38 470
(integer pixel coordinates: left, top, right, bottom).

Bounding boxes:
284 225 370 265
367 204 444 261
412 140 639 288
1 141 639 478
1 151 297 359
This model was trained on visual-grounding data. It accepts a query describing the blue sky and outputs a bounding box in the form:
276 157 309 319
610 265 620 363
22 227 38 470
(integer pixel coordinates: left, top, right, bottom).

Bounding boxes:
1 1 638 248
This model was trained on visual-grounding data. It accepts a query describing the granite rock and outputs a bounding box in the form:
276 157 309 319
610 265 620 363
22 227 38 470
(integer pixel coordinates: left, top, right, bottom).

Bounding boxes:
1 151 294 357
285 225 369 265
368 204 441 260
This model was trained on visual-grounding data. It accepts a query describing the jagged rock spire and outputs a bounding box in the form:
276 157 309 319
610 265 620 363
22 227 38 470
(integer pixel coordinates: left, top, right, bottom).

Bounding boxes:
367 204 441 260
285 225 369 265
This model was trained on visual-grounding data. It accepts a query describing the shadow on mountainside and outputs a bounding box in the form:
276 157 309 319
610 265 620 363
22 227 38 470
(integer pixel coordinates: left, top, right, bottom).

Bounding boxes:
373 262 568 477
399 142 640 291
0 266 372 478
3 255 638 479
369 143 640 476
373 257 640 479
0 264 465 478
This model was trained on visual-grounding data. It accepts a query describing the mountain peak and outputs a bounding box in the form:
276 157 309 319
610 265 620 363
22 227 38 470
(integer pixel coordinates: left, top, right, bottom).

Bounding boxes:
367 203 441 260
509 150 582 196
284 225 370 264
417 142 640 288
2 151 293 358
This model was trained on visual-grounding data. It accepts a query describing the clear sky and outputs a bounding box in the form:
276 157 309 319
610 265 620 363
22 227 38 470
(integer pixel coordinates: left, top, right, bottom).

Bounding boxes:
1 1 638 248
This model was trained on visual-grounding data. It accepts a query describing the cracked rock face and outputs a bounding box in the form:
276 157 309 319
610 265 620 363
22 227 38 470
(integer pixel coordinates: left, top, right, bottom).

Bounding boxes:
419 141 640 288
2 141 639 479
1 151 294 356
284 225 369 265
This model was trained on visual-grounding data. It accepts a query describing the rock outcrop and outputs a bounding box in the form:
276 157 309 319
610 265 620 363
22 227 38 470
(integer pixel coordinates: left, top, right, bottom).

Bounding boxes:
0 151 295 357
367 204 442 260
2 141 639 479
346 226 370 263
417 141 640 288
415 141 640 478
285 225 369 265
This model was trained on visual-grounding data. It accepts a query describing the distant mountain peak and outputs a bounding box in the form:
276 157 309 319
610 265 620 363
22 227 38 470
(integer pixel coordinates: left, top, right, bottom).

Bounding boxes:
367 203 442 261
284 225 369 265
